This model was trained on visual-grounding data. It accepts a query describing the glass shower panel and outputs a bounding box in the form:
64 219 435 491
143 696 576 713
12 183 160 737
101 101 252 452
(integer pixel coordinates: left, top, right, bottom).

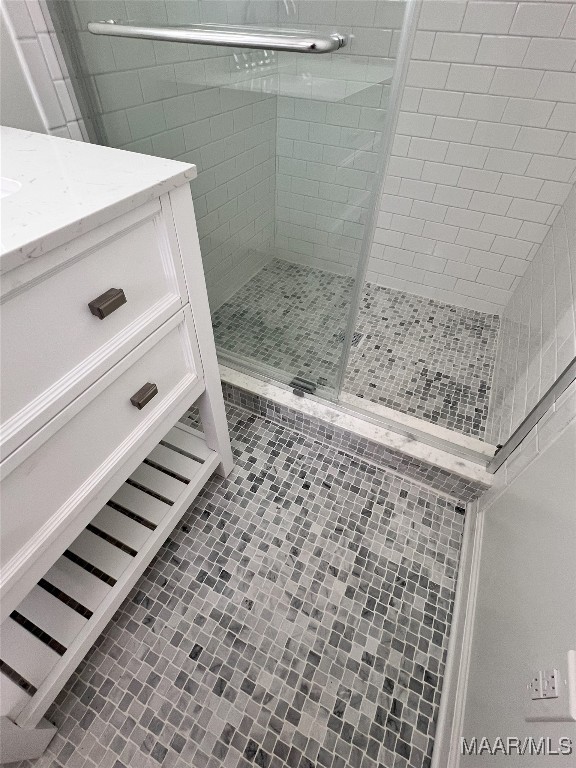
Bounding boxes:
50 0 406 399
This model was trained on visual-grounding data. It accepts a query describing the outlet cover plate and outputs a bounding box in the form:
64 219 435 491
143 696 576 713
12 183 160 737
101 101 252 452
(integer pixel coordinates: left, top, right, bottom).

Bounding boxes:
526 651 576 722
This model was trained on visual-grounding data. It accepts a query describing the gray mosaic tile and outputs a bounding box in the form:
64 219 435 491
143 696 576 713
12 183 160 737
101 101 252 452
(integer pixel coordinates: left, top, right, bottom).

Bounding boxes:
212 260 353 392
217 384 488 504
213 260 499 440
348 284 499 439
15 406 464 768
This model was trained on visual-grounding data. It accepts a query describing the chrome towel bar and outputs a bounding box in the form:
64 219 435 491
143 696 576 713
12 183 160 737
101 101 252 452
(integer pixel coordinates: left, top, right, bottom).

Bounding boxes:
87 20 347 54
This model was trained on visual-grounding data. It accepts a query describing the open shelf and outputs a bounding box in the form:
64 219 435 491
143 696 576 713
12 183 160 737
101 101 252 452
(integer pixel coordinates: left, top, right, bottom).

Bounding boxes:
0 422 219 731
176 52 394 102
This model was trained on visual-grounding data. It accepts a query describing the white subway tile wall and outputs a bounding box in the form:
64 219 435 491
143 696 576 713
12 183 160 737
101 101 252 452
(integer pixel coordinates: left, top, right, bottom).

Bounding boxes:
486 183 575 445
3 0 87 140
367 0 576 314
270 1 404 277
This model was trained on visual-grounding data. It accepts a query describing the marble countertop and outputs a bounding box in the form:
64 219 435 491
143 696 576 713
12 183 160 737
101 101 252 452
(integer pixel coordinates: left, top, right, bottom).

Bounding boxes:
1 127 196 272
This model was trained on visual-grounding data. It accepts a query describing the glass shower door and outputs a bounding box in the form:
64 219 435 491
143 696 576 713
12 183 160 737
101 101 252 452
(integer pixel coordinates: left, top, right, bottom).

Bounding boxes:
49 0 406 400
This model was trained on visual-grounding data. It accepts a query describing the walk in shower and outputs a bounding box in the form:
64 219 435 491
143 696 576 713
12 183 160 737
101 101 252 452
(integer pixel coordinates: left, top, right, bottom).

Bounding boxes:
49 0 559 456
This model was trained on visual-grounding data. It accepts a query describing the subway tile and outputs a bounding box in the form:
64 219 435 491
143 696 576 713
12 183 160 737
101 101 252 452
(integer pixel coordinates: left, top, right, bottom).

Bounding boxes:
510 2 571 37
432 116 477 142
458 167 502 193
502 256 530 276
444 260 481 280
492 233 535 257
445 141 490 168
501 97 555 127
514 126 567 155
522 37 576 71
561 4 576 38
445 205 484 229
484 148 532 175
396 111 435 137
421 160 462 185
469 190 513 215
472 120 521 149
408 136 449 161
406 60 451 88
456 228 496 250
480 213 523 237
446 62 496 93
534 71 576 102
467 247 506 270
431 32 481 63
401 85 423 111
390 213 426 235
508 198 555 224
490 66 544 97
476 35 530 67
537 180 574 204
398 177 436 201
412 199 449 223
422 219 459 242
559 133 576 160
418 0 467 31
477 268 516 290
412 251 446 271
461 1 516 34
418 88 464 116
435 241 471 262
459 92 507 121
433 183 473 208
517 220 551 242
525 153 576 182
411 30 435 59
388 155 424 179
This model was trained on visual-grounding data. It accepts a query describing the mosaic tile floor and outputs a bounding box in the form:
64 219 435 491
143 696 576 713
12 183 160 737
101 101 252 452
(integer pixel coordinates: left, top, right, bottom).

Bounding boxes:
213 261 499 440
212 260 354 392
22 404 464 768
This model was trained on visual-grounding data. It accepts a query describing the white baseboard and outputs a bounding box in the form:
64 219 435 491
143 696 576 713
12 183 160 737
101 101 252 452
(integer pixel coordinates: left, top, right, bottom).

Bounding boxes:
432 501 484 768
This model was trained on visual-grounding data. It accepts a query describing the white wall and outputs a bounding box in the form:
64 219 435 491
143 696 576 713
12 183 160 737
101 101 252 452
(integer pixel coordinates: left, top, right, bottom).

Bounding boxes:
458 380 576 767
487 183 576 445
367 0 576 314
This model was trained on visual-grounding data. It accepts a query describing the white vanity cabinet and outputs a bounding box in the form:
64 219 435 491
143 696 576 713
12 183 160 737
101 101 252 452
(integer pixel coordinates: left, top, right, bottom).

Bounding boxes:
0 128 233 763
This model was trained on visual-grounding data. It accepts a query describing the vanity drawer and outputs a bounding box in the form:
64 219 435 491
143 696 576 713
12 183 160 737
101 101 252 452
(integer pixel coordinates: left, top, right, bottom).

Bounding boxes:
0 308 203 587
0 200 187 458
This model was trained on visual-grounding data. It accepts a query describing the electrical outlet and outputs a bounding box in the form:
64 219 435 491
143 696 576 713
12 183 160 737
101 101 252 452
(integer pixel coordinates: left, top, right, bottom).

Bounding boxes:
530 669 559 700
526 651 576 722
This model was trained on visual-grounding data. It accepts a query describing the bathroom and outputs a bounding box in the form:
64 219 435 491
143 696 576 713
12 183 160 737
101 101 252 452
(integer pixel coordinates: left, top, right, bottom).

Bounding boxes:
0 0 574 765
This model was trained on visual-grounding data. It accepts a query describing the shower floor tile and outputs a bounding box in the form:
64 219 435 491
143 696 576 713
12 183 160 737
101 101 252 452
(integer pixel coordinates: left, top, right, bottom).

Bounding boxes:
213 260 499 440
347 284 500 439
26 404 463 768
212 260 354 391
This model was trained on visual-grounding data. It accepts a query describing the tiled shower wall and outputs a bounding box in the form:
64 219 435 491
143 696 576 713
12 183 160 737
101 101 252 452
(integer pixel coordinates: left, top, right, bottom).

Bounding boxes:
367 0 576 314
273 1 405 275
486 183 575 445
3 0 87 140
47 0 278 310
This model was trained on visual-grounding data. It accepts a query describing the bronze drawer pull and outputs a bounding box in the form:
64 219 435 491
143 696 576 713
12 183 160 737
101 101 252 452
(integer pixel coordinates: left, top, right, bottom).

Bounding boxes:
88 288 127 319
130 382 158 410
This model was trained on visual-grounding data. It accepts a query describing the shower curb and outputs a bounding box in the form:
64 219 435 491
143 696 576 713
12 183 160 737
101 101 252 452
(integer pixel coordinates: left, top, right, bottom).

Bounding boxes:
219 367 492 505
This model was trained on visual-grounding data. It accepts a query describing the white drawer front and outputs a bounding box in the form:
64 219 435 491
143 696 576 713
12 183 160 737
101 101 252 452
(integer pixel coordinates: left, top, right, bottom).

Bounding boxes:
1 200 187 458
0 309 203 588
